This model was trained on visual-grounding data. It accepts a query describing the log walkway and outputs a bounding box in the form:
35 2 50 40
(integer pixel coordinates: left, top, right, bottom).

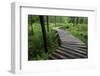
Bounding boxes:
49 27 88 59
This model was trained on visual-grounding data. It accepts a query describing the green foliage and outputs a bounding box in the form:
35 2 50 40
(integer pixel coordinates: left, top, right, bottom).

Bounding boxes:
28 15 88 60
28 23 59 60
47 31 59 53
28 23 44 60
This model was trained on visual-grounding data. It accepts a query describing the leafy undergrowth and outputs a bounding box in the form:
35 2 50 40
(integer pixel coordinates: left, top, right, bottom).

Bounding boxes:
28 22 88 60
28 23 59 60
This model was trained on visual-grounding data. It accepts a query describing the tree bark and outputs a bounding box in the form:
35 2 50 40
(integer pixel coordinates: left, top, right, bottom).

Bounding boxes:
55 16 56 27
39 16 48 53
46 16 49 32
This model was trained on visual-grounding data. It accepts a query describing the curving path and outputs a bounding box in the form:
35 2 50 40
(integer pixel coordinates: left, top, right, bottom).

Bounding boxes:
48 27 88 59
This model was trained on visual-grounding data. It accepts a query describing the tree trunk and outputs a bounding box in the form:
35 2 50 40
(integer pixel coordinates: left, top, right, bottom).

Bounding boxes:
46 16 49 32
55 16 56 27
30 15 34 35
39 16 48 53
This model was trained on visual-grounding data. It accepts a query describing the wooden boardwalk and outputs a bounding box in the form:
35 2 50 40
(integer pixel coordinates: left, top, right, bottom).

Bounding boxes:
48 28 88 59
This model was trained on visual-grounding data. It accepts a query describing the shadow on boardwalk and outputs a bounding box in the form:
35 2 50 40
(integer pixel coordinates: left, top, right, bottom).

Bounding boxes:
49 27 88 59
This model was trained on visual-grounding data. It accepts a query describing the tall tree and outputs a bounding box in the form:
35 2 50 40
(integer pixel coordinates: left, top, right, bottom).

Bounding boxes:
76 17 79 24
46 16 49 32
78 17 80 24
31 15 34 34
39 16 48 53
55 16 56 27
28 15 34 35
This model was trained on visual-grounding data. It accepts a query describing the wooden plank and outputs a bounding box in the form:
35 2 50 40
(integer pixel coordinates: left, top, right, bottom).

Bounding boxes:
58 46 87 58
49 28 88 59
48 55 57 59
55 49 77 58
52 52 67 59
61 44 87 53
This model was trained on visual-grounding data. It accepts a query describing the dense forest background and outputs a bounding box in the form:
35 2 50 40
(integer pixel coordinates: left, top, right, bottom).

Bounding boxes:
28 15 88 60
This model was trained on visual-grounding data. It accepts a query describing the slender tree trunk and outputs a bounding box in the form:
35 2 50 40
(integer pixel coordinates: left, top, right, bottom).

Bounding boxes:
76 17 78 24
71 17 75 26
46 16 49 32
39 16 48 53
78 17 80 24
55 16 56 27
73 17 75 26
60 16 62 23
31 15 34 35
83 17 86 24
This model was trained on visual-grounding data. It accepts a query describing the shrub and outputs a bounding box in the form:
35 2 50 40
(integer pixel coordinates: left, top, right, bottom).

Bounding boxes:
28 23 59 60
